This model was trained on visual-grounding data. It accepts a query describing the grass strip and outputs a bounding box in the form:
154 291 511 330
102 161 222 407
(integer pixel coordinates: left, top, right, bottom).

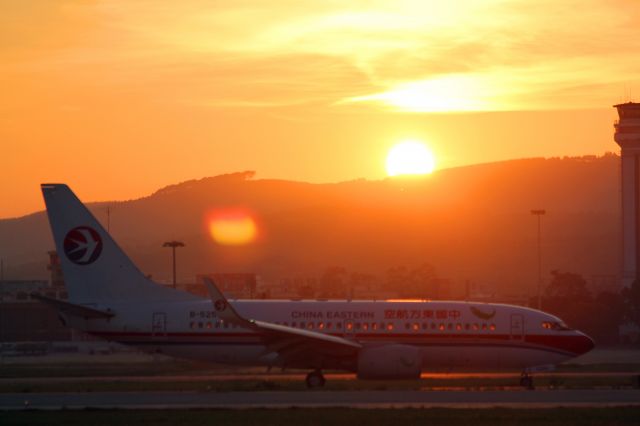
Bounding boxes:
2 407 640 426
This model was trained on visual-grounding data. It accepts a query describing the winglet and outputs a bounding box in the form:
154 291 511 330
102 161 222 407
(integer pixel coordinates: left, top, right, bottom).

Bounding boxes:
203 277 253 327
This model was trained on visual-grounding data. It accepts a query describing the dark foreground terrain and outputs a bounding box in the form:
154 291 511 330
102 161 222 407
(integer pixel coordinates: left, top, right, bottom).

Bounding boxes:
2 407 640 426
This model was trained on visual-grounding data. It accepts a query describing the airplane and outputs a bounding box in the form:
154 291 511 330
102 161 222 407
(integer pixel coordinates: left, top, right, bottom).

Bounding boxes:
35 183 594 388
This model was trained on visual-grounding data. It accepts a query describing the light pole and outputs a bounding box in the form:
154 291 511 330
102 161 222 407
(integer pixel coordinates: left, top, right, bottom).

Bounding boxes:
163 241 184 289
531 209 546 310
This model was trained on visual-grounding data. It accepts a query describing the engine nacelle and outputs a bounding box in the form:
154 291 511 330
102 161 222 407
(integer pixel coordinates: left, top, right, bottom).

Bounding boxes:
356 344 421 380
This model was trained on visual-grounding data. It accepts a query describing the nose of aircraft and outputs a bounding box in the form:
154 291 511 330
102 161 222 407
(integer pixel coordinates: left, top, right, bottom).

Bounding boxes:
575 332 595 356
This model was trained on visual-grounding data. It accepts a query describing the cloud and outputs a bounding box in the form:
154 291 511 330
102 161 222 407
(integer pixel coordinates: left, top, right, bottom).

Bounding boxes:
1 0 640 112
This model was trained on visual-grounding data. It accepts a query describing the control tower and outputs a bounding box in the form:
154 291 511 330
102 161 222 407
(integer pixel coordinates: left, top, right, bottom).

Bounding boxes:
614 102 640 288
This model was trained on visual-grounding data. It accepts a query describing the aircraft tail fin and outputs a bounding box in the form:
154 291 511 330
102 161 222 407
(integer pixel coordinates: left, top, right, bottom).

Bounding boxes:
41 184 198 304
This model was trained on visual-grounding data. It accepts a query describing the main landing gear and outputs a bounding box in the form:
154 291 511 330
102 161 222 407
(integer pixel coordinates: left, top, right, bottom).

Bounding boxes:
520 372 535 390
305 370 326 388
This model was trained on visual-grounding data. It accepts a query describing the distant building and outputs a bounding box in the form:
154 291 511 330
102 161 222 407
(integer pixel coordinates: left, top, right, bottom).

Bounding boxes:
0 280 49 302
614 102 640 287
47 250 65 288
263 276 320 299
0 280 71 344
0 251 71 344
0 301 71 343
192 273 258 299
0 251 68 302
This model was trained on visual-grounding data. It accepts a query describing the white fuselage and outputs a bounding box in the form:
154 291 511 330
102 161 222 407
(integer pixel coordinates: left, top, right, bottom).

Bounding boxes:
68 298 594 372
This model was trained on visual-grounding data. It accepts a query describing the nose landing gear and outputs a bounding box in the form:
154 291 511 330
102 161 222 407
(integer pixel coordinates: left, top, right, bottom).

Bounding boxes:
305 370 326 388
520 372 534 390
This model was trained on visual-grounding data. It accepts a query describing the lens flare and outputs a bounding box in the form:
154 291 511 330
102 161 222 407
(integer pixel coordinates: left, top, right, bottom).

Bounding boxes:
208 209 257 246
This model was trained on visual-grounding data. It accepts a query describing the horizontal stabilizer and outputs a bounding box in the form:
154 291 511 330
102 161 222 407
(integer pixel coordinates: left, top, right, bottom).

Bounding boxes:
31 293 115 319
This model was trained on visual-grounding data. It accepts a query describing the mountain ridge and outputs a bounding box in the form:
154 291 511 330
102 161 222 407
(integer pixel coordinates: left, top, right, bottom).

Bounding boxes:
0 154 622 298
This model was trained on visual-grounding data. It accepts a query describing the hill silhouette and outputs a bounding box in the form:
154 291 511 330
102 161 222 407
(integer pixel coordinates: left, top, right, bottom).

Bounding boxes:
0 154 621 298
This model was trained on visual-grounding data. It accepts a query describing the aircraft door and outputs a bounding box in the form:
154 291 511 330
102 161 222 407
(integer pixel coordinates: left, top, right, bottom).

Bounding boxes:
510 314 524 340
152 312 167 339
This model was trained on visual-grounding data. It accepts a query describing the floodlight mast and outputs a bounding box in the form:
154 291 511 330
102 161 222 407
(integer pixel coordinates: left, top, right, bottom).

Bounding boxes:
163 241 185 289
531 209 546 309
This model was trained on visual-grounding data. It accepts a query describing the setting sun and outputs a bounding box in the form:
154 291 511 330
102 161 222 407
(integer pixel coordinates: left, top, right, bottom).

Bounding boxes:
386 141 436 177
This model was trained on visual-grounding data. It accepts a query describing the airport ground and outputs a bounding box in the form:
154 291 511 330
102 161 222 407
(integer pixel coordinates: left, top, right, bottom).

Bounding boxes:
1 347 639 425
1 347 639 393
1 407 640 426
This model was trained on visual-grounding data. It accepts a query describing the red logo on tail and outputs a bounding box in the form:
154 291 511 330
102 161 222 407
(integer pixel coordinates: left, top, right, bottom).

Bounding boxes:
63 226 103 265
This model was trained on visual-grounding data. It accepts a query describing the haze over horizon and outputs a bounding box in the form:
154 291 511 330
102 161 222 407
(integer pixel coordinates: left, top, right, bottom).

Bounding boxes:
0 156 621 299
2 1 639 218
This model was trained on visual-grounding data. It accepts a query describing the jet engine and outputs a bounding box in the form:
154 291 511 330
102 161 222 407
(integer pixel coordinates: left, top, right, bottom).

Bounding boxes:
356 344 421 380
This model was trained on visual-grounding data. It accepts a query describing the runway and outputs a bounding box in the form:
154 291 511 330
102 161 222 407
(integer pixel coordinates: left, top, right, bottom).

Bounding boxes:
1 389 639 410
3 371 637 385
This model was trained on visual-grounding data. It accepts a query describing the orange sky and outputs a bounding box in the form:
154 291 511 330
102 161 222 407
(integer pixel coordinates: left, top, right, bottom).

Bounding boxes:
2 0 640 218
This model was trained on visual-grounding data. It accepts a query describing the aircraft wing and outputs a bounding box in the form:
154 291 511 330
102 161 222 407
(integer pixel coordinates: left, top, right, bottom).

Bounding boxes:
31 293 115 319
203 278 361 366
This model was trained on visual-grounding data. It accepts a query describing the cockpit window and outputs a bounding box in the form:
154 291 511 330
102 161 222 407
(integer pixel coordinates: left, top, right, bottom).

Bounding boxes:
541 321 572 331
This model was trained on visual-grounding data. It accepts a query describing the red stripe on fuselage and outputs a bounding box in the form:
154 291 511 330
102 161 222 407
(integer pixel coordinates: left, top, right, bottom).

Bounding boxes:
87 330 589 356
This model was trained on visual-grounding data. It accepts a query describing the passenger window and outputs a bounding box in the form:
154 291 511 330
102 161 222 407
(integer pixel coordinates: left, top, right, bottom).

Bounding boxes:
455 323 462 331
318 322 325 330
307 322 314 330
206 322 212 329
336 323 342 329
472 323 479 331
489 323 496 331
371 322 378 331
386 323 394 331
438 323 445 331
327 322 332 329
481 323 487 331
355 322 361 330
362 323 369 331
412 323 419 331
405 323 411 330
